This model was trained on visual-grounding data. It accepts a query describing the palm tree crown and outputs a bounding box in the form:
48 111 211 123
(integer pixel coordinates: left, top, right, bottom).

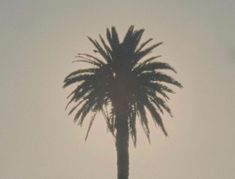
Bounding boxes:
64 26 182 179
63 26 182 145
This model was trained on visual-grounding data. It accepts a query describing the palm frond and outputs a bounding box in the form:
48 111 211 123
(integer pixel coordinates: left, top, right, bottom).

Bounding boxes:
63 74 94 88
64 68 97 83
99 35 112 57
149 95 173 117
73 99 90 124
102 106 115 136
133 42 163 66
106 27 120 52
135 38 153 53
68 88 94 115
85 112 97 141
122 26 134 45
133 55 161 70
87 36 111 63
152 72 183 88
146 82 175 93
137 61 177 74
111 27 120 48
77 53 106 66
144 99 168 136
137 102 150 143
122 27 145 53
73 89 101 125
129 103 137 146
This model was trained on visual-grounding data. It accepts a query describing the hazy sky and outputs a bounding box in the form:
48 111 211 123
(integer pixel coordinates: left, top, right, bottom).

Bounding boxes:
1 0 235 178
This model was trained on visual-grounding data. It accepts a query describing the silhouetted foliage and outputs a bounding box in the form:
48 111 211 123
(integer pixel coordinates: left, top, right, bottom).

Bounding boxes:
64 26 182 179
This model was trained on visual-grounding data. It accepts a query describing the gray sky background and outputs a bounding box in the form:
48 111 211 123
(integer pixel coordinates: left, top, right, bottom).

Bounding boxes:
1 0 235 178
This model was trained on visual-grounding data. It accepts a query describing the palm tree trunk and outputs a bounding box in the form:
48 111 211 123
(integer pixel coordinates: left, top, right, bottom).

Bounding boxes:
113 75 130 179
115 112 129 179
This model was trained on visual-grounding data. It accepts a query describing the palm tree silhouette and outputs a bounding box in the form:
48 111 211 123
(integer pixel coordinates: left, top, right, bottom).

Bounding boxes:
63 26 182 179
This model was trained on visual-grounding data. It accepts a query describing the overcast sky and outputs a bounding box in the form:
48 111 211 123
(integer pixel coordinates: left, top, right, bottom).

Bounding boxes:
1 0 235 179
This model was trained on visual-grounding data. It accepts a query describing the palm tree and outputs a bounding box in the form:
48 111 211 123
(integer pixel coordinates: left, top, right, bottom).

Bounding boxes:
63 26 182 179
